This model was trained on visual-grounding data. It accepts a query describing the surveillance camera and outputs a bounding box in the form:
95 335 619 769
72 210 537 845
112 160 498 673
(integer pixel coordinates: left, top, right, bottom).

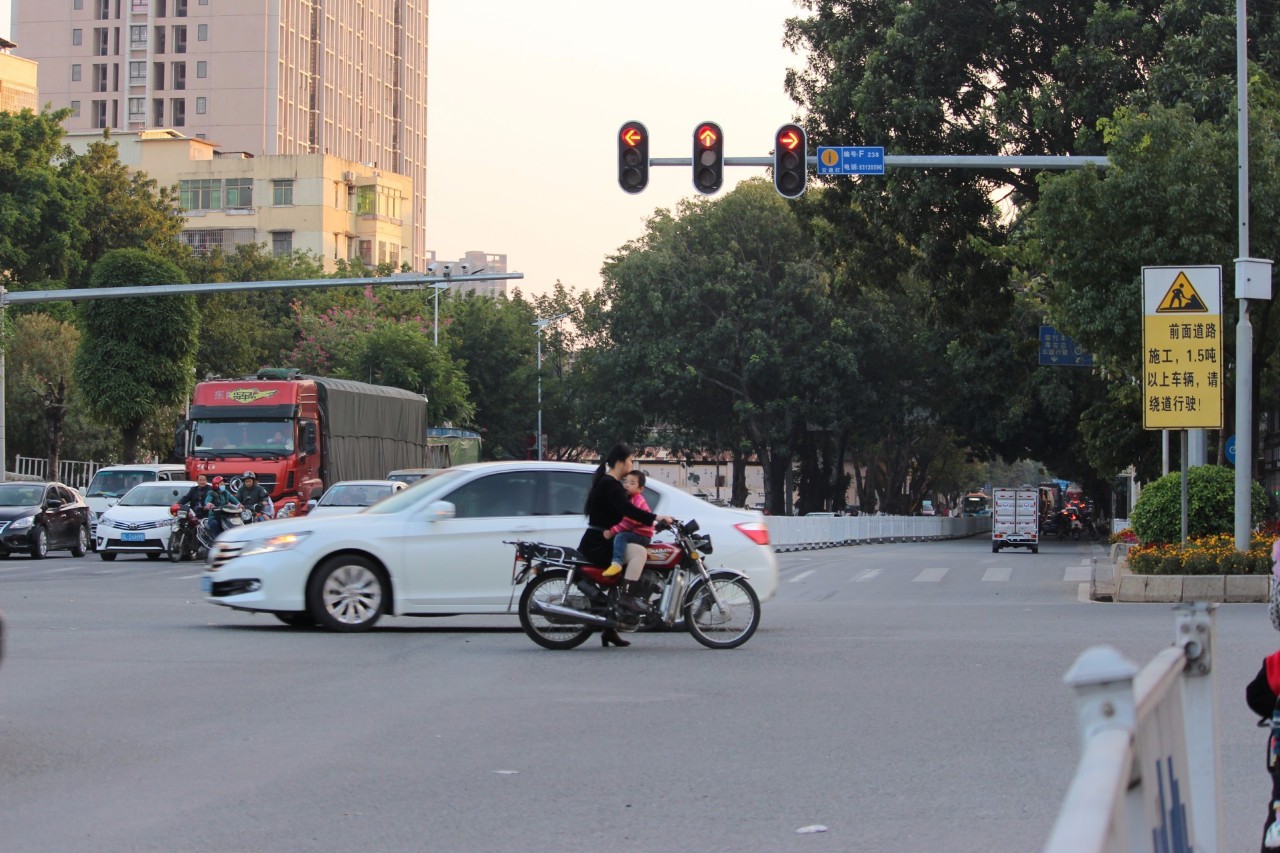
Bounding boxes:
460 262 470 272
443 264 452 273
426 263 437 273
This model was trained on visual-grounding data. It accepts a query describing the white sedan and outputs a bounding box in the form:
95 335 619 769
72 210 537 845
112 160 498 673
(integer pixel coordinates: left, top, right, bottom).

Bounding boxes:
201 461 778 631
306 479 406 517
97 481 197 561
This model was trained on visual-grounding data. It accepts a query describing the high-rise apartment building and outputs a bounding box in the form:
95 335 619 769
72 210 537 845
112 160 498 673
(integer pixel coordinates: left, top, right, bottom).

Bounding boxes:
13 0 429 268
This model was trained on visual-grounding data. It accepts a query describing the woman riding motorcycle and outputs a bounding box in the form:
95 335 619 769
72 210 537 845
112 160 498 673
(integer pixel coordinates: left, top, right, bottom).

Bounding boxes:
579 443 672 647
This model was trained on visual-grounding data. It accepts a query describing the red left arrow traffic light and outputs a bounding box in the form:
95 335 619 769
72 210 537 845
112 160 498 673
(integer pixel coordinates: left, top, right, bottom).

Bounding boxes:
618 121 649 194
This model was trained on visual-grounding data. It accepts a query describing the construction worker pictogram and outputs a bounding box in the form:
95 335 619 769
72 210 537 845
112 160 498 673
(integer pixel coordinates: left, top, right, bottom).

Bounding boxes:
1156 271 1209 313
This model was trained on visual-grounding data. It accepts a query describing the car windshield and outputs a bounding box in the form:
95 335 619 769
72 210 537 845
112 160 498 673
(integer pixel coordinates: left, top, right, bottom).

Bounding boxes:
85 470 158 498
119 484 190 507
191 420 295 457
0 484 43 506
317 484 397 508
364 468 471 515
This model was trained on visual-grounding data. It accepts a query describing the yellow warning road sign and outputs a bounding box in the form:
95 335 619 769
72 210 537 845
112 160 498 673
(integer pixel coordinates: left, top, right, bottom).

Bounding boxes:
1141 266 1222 430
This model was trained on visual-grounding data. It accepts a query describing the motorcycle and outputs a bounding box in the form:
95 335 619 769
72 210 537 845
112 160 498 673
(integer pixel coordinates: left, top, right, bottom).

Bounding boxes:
167 504 204 562
508 519 761 650
196 503 245 552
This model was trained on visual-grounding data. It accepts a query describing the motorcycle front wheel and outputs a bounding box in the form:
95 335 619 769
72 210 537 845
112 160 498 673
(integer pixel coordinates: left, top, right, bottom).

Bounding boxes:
518 571 594 650
684 573 760 650
167 529 186 562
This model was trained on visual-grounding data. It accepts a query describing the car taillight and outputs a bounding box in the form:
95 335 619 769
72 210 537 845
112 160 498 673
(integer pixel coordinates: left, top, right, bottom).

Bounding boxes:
735 521 770 546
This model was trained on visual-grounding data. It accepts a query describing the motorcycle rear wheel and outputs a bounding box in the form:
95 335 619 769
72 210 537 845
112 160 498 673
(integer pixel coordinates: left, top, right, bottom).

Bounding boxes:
518 571 594 650
684 573 760 650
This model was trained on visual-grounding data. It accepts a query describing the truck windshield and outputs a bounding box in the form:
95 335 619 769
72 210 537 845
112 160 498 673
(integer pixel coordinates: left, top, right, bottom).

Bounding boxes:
191 420 294 456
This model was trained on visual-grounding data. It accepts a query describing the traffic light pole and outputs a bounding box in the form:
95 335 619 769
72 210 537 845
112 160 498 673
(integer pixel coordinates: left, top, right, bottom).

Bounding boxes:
648 154 1109 169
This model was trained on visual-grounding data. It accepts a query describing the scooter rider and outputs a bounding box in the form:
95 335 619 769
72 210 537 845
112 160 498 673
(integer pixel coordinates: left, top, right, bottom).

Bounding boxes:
236 471 272 521
203 476 242 537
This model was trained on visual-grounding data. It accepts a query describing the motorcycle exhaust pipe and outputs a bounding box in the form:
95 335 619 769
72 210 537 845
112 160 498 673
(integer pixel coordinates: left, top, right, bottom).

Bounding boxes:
528 598 612 627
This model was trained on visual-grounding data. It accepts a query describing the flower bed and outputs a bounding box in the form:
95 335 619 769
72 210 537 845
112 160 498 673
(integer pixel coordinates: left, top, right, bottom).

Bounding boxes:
1126 532 1273 575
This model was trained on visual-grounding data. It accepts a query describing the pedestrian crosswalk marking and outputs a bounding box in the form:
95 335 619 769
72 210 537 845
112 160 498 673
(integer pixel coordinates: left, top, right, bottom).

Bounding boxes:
913 567 949 583
854 568 881 583
1063 565 1092 582
789 569 815 583
981 567 1012 582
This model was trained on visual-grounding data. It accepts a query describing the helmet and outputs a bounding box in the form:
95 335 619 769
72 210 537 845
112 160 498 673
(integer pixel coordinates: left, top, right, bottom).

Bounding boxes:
212 476 224 486
169 503 180 516
242 471 256 479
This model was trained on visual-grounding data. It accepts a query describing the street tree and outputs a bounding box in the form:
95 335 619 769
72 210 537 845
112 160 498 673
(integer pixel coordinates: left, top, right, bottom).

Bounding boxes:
73 249 198 462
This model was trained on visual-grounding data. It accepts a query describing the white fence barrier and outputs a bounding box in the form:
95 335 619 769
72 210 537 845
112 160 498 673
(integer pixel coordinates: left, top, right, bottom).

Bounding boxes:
11 456 103 488
766 514 993 550
1044 603 1221 853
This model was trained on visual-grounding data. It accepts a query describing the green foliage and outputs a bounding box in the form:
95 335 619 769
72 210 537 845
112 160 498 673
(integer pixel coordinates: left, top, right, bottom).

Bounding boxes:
1127 533 1273 575
1129 465 1269 544
73 249 198 461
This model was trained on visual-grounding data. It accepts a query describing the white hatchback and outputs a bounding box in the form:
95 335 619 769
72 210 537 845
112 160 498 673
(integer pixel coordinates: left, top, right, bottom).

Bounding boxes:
97 481 197 560
201 461 777 631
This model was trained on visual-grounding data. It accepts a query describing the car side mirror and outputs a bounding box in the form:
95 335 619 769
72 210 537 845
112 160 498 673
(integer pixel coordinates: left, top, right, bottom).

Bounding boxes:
46 499 63 510
426 500 455 522
306 499 318 510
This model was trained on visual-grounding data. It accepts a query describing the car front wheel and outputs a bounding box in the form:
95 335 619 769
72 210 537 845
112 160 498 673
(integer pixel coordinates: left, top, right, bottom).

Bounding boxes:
29 526 48 559
306 555 387 632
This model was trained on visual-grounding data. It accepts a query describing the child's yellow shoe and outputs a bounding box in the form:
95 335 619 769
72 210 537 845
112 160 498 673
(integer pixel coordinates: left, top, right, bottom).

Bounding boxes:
602 562 623 578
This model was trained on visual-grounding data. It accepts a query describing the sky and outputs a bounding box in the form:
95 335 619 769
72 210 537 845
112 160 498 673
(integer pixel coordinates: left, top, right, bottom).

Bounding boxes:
0 0 809 298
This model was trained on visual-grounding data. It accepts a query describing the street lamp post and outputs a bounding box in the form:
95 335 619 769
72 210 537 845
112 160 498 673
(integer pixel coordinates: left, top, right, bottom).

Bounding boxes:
533 312 569 461
429 282 449 345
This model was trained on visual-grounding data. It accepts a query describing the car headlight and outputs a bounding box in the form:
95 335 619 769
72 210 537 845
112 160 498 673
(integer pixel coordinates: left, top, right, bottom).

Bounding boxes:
9 516 34 530
239 531 311 558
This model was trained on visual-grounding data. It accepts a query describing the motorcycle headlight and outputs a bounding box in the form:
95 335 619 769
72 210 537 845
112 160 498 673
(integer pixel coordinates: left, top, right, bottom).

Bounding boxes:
9 516 34 530
239 531 311 558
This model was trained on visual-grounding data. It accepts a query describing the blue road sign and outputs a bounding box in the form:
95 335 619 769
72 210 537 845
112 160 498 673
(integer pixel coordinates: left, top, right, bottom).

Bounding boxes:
1038 325 1094 367
1225 435 1236 465
816 146 885 175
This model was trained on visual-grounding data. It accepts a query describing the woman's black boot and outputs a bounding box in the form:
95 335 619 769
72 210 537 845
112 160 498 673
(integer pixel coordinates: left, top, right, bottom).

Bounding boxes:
618 580 648 615
601 628 630 647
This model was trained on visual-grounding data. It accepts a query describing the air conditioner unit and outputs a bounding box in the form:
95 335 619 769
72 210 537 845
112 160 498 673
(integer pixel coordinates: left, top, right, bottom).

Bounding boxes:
342 170 355 184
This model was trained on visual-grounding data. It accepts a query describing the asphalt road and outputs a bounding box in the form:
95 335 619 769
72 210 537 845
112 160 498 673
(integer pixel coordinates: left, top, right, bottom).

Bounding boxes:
0 537 1272 852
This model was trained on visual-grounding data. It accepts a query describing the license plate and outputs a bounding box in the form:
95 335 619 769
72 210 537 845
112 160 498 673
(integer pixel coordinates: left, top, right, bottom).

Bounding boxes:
200 576 212 594
121 532 145 542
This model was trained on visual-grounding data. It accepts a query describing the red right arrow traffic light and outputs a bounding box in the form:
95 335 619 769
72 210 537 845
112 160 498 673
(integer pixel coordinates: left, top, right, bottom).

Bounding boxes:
774 123 807 199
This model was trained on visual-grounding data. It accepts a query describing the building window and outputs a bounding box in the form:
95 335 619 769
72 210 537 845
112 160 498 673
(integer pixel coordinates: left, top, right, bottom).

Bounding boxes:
92 99 107 129
131 0 148 11
272 179 294 206
92 63 108 92
153 61 164 89
356 185 375 215
74 0 84 10
174 0 187 16
155 0 166 15
95 0 109 19
72 29 83 47
171 61 185 89
179 178 220 211
173 25 186 53
224 177 251 207
94 27 109 55
197 23 207 41
171 97 185 127
358 240 372 265
271 232 293 256
198 0 207 5
130 25 146 47
70 100 81 117
128 60 144 82
195 95 206 114
128 97 144 119
153 26 165 53
152 98 163 124
196 60 206 78
71 64 82 82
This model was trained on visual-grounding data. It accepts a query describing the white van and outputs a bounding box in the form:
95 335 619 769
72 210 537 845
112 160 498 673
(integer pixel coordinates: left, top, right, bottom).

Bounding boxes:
82 464 187 546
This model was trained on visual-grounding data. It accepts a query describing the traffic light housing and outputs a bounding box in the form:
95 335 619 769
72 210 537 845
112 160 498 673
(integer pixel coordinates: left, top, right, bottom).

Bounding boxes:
692 122 724 194
774 123 807 199
617 121 649 194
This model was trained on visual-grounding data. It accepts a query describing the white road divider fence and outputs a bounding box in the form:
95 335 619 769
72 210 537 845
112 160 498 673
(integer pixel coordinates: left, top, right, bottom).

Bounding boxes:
1044 602 1221 853
766 514 993 551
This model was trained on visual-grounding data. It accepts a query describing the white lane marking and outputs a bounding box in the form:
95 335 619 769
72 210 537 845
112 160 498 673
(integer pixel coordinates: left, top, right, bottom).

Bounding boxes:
854 568 881 583
1078 582 1091 603
913 567 949 583
981 567 1012 582
789 569 815 583
1064 565 1092 582
178 574 202 580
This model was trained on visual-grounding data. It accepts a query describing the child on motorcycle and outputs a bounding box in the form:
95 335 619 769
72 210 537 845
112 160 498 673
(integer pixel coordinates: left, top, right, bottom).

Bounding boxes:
602 470 653 578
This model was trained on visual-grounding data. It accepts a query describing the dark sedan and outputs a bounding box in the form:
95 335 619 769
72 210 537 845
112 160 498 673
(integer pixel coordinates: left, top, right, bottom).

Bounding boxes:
0 481 91 559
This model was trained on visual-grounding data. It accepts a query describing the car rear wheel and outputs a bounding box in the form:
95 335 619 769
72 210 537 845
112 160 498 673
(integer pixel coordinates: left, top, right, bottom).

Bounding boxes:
29 526 48 559
306 555 387 632
70 525 89 557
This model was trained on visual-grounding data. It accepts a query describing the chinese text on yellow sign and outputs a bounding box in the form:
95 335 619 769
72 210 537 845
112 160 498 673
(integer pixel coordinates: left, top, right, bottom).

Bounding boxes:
1141 266 1222 430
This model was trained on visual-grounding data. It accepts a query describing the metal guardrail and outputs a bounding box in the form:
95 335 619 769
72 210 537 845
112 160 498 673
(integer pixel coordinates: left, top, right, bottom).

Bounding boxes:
766 514 993 550
1044 603 1221 853
12 456 103 488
